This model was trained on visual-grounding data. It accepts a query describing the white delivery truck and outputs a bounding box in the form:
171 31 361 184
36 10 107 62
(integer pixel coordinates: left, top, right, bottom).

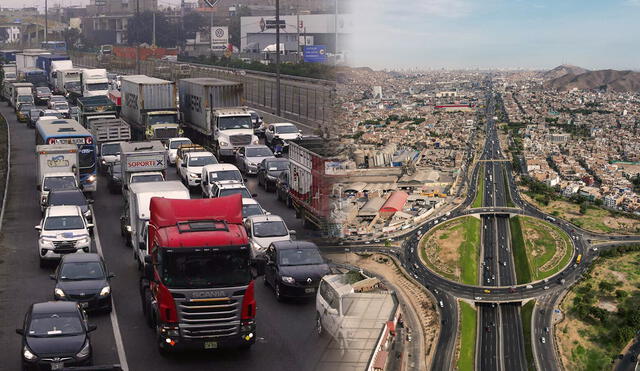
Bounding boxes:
10 82 35 109
179 78 258 159
124 181 189 266
36 144 80 211
119 141 167 194
80 68 109 97
120 75 181 142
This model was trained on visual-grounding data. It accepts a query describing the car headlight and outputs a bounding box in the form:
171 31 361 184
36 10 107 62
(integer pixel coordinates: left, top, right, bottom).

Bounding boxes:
281 276 295 284
219 141 229 147
23 346 37 360
99 286 111 296
78 237 91 245
189 172 198 179
101 159 106 165
39 239 54 248
252 138 259 144
126 225 132 232
76 341 90 358
55 288 65 298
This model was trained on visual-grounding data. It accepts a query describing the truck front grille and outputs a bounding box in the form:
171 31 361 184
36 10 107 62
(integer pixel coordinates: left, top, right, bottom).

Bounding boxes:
53 241 77 253
154 128 179 139
229 134 252 146
176 297 240 339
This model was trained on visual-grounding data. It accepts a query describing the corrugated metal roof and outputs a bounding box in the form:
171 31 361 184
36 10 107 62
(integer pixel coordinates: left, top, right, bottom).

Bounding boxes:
380 191 409 213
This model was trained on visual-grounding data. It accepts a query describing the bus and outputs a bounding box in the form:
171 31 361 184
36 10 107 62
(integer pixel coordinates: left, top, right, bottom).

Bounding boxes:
36 119 97 192
41 41 67 54
576 254 582 264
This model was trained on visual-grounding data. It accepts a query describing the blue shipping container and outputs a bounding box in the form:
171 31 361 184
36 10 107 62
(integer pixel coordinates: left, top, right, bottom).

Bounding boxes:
35 54 70 81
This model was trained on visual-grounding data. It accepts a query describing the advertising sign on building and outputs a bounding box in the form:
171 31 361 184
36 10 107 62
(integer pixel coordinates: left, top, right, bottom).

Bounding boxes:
303 45 327 63
211 26 229 50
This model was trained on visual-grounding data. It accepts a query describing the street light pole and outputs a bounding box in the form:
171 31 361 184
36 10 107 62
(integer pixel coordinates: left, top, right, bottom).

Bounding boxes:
44 0 48 44
275 0 281 116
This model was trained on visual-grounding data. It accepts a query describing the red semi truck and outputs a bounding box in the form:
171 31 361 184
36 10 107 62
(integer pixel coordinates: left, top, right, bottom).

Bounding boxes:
140 194 256 353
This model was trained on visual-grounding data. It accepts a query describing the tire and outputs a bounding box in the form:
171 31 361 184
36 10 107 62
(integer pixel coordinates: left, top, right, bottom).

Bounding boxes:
274 283 283 302
316 312 324 337
142 289 154 328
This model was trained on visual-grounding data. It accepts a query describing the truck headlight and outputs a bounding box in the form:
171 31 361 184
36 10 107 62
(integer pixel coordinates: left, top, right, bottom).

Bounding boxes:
87 175 96 183
23 346 37 360
54 288 65 298
76 341 90 358
219 141 229 147
99 286 111 296
281 276 295 284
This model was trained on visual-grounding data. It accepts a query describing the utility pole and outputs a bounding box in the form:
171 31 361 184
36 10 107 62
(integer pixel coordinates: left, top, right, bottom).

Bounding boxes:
152 11 156 47
44 0 48 44
296 0 300 64
275 0 281 116
334 0 338 65
136 0 140 74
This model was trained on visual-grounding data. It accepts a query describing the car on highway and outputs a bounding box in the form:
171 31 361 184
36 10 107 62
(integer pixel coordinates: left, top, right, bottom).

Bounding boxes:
543 286 549 290
106 162 122 194
52 101 70 118
264 240 329 301
248 110 263 129
246 214 294 273
17 103 35 122
51 253 114 312
178 150 218 187
39 173 81 212
540 336 546 343
208 181 253 199
16 301 96 370
174 143 206 172
35 86 52 104
47 95 67 108
200 163 245 197
275 169 291 207
236 145 275 175
483 289 491 294
27 108 43 128
166 137 192 165
257 158 289 191
264 122 302 146
242 198 266 220
475 296 482 300
44 189 93 222
36 205 93 267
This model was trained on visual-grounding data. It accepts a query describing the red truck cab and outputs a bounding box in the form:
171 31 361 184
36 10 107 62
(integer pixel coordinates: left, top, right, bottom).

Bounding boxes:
141 194 256 352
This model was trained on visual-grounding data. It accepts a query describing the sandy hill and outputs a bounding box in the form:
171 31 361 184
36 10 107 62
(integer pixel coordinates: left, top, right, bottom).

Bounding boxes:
545 69 640 92
541 64 590 80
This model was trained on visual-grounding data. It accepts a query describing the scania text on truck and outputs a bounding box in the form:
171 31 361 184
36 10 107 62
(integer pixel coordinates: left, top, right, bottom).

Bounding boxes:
140 195 256 353
36 144 80 211
178 78 258 159
124 181 189 264
119 141 167 193
120 75 181 142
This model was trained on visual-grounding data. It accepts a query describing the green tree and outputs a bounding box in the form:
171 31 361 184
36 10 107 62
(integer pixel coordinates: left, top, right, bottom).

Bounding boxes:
615 289 628 299
599 281 615 292
127 12 177 47
579 201 588 214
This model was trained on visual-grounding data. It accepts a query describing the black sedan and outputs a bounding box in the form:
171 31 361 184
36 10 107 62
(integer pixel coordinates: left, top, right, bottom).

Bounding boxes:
44 189 93 222
27 108 43 128
257 158 289 192
264 241 330 301
16 301 96 370
107 162 122 194
51 253 114 312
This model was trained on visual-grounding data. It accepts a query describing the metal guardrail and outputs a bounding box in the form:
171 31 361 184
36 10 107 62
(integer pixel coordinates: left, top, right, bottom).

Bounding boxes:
69 52 333 129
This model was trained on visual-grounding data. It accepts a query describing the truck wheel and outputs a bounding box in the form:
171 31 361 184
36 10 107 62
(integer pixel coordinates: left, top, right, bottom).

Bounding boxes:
142 289 154 328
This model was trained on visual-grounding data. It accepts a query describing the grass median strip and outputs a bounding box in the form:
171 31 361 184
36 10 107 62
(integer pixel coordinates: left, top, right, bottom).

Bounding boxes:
510 216 532 284
503 167 514 207
457 301 476 371
472 164 484 208
460 217 481 285
521 300 536 371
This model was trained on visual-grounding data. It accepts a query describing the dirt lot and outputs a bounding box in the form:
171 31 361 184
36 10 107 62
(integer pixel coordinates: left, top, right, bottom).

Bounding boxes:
325 252 439 369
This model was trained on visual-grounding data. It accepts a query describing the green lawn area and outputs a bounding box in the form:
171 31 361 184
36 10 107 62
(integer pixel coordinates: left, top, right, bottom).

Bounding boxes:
509 216 532 284
471 164 484 208
457 301 477 371
558 251 640 371
521 300 536 371
419 217 481 285
460 217 481 285
510 216 573 283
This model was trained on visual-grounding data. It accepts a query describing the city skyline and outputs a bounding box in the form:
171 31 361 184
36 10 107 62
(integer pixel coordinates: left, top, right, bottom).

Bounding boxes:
347 0 640 70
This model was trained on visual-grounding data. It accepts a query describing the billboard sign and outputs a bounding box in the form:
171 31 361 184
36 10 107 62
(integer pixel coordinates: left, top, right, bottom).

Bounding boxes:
303 45 327 63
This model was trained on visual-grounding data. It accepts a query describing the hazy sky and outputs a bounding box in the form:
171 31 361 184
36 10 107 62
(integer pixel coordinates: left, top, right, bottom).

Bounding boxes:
347 0 640 70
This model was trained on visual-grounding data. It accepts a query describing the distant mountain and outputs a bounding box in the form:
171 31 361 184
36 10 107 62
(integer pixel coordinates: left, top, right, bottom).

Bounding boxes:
541 64 590 80
545 69 640 92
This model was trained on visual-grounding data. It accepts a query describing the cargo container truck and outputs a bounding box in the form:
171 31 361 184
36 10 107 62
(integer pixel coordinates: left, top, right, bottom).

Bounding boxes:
54 68 81 96
178 78 257 159
15 50 51 73
288 137 343 236
19 67 48 87
35 55 70 84
140 195 256 353
121 75 181 142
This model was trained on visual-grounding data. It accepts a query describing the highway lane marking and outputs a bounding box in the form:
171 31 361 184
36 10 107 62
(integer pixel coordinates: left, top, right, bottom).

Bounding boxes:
0 112 10 230
92 209 130 371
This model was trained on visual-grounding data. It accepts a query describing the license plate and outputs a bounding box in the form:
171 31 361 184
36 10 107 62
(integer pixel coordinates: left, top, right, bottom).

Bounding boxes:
204 341 217 349
305 288 315 294
51 362 63 370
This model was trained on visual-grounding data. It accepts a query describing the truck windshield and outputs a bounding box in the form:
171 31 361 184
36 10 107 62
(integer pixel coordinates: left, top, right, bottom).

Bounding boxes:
18 96 33 103
253 220 288 238
131 174 164 183
188 156 217 167
65 81 81 91
209 170 242 182
148 114 177 125
218 116 252 130
86 83 109 91
5 73 16 79
43 176 76 191
159 249 251 289
101 143 121 156
278 248 324 266
219 188 251 198
44 215 84 230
